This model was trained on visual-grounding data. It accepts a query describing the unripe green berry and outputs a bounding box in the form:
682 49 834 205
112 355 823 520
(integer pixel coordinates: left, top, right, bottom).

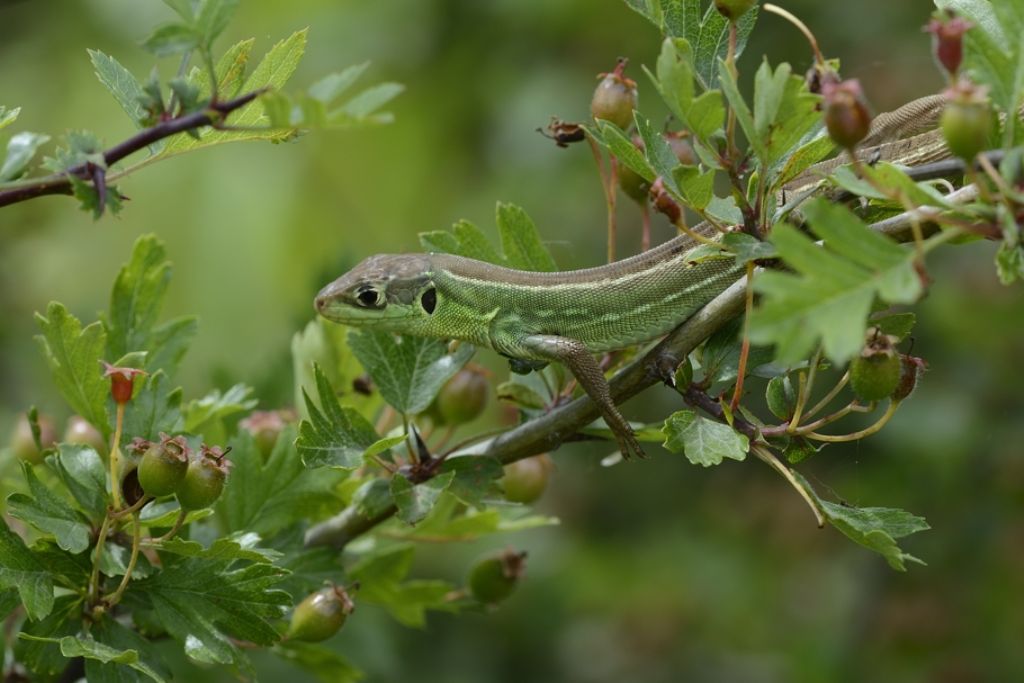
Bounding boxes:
138 434 189 497
175 445 230 510
850 353 901 402
239 410 292 459
468 550 527 606
10 413 55 465
941 89 992 160
287 586 355 642
591 59 637 131
434 366 489 425
501 454 553 504
63 415 105 453
714 0 757 21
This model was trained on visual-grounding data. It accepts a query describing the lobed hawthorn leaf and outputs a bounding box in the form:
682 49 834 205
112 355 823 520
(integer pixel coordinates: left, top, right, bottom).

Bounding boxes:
718 59 767 162
196 0 240 49
7 464 91 554
391 472 455 525
35 302 110 440
351 478 395 519
1 131 50 181
13 596 81 674
49 444 108 518
19 634 166 683
749 199 924 364
141 23 200 57
592 119 654 181
119 371 183 442
348 329 474 415
105 235 197 377
698 316 775 385
86 617 173 683
438 455 504 508
420 218 507 265
292 319 383 421
661 409 749 466
0 105 20 131
348 545 458 628
88 50 147 128
723 232 777 262
135 539 291 666
0 519 55 621
406 494 559 541
271 641 363 683
297 363 382 469
0 589 18 620
218 427 344 536
183 382 257 433
794 472 930 571
496 202 558 272
870 311 917 341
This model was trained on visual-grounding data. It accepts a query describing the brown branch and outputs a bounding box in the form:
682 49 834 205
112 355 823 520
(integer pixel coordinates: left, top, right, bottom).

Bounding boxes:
0 90 264 208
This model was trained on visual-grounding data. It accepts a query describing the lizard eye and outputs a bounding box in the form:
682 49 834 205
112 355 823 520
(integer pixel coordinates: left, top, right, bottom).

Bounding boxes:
421 287 437 314
356 288 382 308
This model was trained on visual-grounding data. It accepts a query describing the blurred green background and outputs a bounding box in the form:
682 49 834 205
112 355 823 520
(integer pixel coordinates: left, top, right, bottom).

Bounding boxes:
2 1 1022 681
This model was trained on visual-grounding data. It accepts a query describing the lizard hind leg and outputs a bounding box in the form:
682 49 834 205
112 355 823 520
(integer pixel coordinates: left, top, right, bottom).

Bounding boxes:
518 334 646 460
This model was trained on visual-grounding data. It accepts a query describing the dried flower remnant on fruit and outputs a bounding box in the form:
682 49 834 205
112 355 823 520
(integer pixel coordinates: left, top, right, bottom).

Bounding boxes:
822 79 872 151
925 11 973 77
101 361 147 404
538 118 586 148
941 80 992 161
591 58 638 131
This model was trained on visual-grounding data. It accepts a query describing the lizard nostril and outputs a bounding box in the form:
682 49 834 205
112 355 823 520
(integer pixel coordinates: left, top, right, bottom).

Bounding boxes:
314 295 326 312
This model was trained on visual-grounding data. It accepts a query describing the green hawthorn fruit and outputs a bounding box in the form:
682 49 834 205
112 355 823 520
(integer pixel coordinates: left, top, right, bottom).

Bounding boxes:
469 550 527 606
10 413 55 465
63 415 106 453
287 586 355 642
941 93 992 160
239 410 291 459
175 445 230 510
823 79 872 150
435 366 489 425
618 164 651 204
502 454 553 504
714 0 758 20
138 434 189 497
850 352 901 402
591 59 638 130
665 131 696 166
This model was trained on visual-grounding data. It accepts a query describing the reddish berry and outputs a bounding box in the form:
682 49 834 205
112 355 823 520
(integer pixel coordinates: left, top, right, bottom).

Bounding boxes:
138 433 190 497
823 79 872 150
925 11 973 77
502 454 553 504
287 585 355 642
469 550 527 606
101 362 147 404
591 59 638 131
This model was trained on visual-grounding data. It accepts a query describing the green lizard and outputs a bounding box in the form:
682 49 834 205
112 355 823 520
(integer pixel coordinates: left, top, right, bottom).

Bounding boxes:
315 95 956 460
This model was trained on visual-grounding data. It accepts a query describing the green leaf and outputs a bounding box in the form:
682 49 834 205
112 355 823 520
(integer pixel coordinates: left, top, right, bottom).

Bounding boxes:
141 23 200 57
688 90 726 139
718 59 766 161
137 539 291 665
155 29 307 160
698 317 775 385
438 456 504 508
1 131 50 181
758 66 822 172
661 409 749 466
218 428 344 536
35 302 109 439
337 82 405 119
495 379 547 410
351 478 394 519
105 235 196 376
870 312 916 340
419 219 507 265
50 444 108 518
17 635 165 682
13 596 81 673
0 105 20 131
391 472 455 525
196 0 239 48
86 618 172 683
673 165 715 210
292 319 383 420
297 364 381 469
272 641 364 683
7 464 91 554
496 202 557 272
749 199 925 364
348 545 457 627
88 50 147 127
348 329 474 415
593 119 654 181
0 519 55 621
773 134 834 190
637 114 683 196
183 383 256 432
794 472 929 571
119 371 183 442
309 63 369 102
723 232 777 262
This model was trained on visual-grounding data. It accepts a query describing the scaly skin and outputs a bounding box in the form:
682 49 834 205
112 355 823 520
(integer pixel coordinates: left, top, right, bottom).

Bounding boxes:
316 96 959 460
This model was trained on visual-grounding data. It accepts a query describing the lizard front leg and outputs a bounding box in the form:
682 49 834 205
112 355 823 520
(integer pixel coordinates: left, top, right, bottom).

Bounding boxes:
518 334 646 459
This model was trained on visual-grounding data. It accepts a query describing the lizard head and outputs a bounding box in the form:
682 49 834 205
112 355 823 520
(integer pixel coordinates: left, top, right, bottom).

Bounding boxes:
315 254 437 332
